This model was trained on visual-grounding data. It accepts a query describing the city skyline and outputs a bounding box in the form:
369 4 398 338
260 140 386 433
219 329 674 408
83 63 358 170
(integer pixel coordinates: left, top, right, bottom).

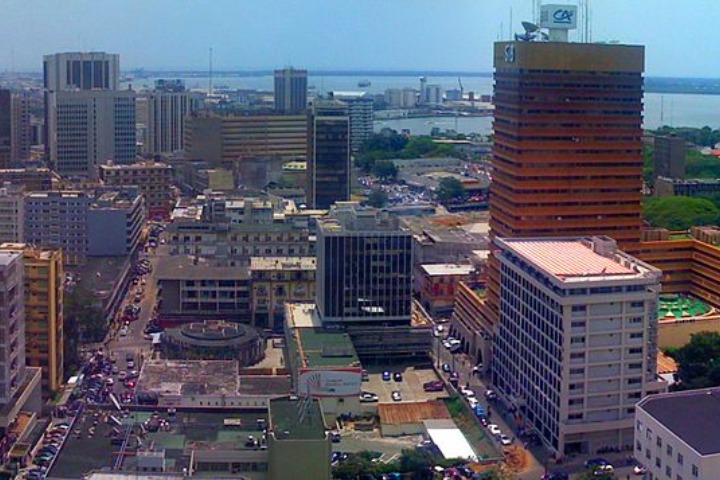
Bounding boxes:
0 0 718 77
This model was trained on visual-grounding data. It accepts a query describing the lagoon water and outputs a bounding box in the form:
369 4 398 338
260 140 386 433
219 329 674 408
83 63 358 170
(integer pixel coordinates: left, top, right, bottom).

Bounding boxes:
128 74 720 135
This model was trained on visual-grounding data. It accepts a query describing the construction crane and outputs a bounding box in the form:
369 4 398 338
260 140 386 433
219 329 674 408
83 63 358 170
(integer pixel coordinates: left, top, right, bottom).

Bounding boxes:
457 77 464 100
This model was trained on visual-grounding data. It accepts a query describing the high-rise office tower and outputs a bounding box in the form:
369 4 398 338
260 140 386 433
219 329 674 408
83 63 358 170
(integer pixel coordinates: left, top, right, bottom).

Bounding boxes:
0 89 10 168
493 236 666 455
316 203 413 325
44 52 135 177
274 68 308 114
11 92 32 163
329 91 374 152
43 52 120 91
490 41 645 247
307 100 350 209
146 79 204 155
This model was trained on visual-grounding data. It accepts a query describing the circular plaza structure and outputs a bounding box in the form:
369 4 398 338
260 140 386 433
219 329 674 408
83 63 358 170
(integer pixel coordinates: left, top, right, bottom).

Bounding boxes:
162 320 265 366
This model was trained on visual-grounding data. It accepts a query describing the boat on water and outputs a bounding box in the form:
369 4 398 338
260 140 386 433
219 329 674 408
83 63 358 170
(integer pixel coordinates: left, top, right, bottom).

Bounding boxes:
358 79 371 87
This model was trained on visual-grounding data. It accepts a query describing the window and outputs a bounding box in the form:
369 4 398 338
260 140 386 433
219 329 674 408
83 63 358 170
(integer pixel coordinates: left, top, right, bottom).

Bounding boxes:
636 440 641 451
677 476 683 480
655 457 661 468
666 444 673 456
666 466 672 478
645 448 651 460
677 453 683 465
657 436 663 448
692 465 698 477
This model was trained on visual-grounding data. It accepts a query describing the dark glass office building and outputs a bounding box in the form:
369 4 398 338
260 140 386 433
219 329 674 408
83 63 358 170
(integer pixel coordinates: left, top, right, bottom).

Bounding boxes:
316 203 413 325
307 100 350 209
274 67 308 114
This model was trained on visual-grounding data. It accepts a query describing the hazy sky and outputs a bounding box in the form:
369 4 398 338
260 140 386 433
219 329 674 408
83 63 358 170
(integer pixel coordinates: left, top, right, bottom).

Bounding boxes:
0 0 716 76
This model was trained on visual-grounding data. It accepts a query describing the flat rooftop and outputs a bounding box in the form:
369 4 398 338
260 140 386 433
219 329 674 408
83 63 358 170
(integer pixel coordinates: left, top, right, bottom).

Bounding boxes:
379 400 451 425
250 256 316 271
0 249 21 266
270 397 327 441
639 388 720 456
499 237 658 282
420 263 474 277
155 255 250 280
136 360 239 396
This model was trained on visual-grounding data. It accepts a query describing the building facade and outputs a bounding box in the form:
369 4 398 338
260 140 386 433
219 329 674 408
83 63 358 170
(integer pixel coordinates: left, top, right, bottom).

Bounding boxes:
329 91 374 152
417 263 475 316
0 90 10 168
0 184 24 244
0 250 26 404
11 92 32 164
87 187 145 256
43 52 120 92
490 41 645 247
250 257 316 329
184 113 308 169
0 244 64 396
0 168 54 191
493 236 666 456
146 80 204 155
307 101 350 209
274 68 308 114
653 135 686 180
98 161 173 218
316 203 412 325
47 89 137 177
635 388 720 480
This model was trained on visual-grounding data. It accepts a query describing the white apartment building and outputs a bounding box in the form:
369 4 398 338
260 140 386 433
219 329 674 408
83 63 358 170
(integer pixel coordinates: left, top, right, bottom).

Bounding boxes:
635 388 720 480
329 91 374 152
43 52 120 92
493 236 667 456
0 249 26 403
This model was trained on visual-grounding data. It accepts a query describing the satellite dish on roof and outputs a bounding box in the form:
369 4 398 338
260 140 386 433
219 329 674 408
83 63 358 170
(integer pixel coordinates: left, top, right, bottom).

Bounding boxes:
522 21 539 33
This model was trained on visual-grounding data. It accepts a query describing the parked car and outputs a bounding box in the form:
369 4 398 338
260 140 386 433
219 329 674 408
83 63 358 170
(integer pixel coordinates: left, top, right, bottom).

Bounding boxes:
393 372 403 382
633 465 648 475
488 424 501 436
499 434 512 445
382 371 391 381
423 381 444 392
460 387 476 398
391 391 402 402
359 392 379 403
441 363 451 372
584 458 609 469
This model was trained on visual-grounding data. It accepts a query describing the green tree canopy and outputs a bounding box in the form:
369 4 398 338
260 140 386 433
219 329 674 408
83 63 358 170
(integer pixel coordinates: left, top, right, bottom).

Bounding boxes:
436 177 466 203
366 190 388 208
667 331 720 390
643 196 720 230
371 160 398 180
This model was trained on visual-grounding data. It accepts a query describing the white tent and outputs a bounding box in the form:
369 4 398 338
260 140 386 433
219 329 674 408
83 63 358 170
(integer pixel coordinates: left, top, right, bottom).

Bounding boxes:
424 421 477 461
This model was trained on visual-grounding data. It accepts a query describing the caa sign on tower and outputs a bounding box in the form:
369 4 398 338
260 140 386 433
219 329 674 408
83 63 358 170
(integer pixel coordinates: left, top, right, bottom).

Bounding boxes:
298 368 362 398
539 4 577 29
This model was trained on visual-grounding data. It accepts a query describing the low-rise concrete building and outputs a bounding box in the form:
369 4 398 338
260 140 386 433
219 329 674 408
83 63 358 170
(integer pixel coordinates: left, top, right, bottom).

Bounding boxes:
162 320 265 366
250 257 316 329
635 388 720 480
417 263 475 316
0 167 54 191
98 161 173 219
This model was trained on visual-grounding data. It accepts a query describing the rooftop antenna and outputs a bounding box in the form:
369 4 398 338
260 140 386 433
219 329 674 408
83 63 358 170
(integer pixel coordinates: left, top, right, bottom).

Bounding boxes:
509 7 513 41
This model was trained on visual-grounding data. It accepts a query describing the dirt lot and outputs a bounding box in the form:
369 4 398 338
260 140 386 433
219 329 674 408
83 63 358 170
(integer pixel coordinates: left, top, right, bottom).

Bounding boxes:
362 365 448 404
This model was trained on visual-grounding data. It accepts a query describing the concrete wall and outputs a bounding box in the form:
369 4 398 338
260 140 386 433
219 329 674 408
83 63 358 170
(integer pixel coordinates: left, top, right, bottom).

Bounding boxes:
87 209 128 256
658 315 720 348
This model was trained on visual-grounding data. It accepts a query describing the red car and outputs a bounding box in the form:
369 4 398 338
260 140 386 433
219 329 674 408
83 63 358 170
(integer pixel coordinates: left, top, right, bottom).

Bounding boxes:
423 381 444 392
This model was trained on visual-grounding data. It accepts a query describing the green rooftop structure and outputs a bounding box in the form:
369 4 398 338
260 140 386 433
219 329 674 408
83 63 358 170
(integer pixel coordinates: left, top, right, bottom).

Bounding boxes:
657 294 713 319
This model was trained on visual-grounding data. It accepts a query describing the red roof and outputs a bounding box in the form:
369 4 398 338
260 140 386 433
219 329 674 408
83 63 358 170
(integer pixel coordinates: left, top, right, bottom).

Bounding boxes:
505 240 634 278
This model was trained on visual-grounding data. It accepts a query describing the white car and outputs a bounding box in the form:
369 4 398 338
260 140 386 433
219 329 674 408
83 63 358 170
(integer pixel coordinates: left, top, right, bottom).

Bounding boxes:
499 434 512 445
460 388 476 398
468 398 479 408
488 424 501 436
391 391 402 402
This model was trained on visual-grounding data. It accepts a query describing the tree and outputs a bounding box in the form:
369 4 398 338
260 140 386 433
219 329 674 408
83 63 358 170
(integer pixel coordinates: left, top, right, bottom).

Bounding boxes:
668 331 720 390
643 196 720 231
372 160 398 180
366 190 388 208
398 448 434 480
436 177 466 203
64 287 106 373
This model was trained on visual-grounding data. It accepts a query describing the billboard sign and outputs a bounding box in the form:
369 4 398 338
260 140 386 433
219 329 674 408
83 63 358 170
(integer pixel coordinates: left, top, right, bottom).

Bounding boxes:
298 368 362 398
540 4 578 29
